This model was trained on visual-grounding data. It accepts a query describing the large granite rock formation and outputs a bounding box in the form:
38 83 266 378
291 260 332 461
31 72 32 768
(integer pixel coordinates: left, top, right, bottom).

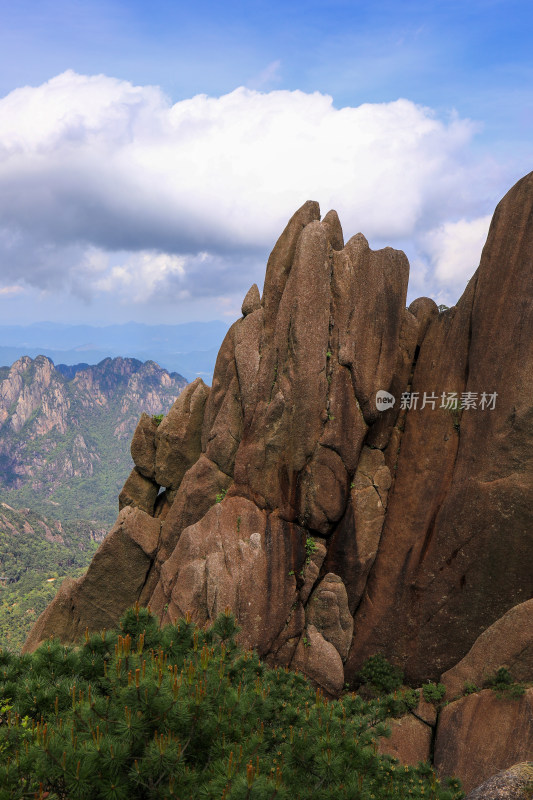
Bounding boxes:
434 689 533 794
23 174 533 718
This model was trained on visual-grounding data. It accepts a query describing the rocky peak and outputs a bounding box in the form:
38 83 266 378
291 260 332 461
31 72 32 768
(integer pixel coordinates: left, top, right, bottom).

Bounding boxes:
24 174 533 716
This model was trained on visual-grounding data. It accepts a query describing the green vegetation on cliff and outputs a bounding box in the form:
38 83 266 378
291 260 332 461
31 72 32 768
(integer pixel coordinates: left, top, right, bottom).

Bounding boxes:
0 605 464 800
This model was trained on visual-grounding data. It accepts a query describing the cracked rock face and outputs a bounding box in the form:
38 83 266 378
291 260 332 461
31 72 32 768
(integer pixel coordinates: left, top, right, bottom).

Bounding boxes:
23 173 533 700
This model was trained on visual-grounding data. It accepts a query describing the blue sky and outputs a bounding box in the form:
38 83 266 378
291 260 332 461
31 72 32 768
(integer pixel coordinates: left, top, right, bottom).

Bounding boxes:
0 0 531 326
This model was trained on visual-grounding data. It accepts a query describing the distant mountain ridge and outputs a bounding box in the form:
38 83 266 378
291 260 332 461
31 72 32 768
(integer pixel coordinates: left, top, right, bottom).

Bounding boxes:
0 320 229 382
0 355 187 525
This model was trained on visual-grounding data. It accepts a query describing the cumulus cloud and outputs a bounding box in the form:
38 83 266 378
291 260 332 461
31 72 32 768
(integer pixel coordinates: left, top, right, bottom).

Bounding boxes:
0 70 503 307
420 215 492 301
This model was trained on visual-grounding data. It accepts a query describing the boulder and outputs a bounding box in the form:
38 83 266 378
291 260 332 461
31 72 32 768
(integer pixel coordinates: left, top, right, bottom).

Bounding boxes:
434 689 533 794
378 715 432 766
119 467 159 516
466 763 533 800
291 624 345 697
305 573 353 661
130 412 158 480
155 378 209 489
241 283 261 316
148 498 299 655
441 599 533 699
378 693 437 765
22 507 161 654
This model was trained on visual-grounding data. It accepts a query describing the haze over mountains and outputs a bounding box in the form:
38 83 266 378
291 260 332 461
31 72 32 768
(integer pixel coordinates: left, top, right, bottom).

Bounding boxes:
0 320 229 383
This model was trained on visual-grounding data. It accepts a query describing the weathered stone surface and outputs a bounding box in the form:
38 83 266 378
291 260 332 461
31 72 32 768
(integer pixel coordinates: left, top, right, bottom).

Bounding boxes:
442 599 533 699
347 173 533 685
321 209 345 251
130 412 158 480
322 447 389 612
261 200 321 326
366 306 419 450
234 307 263 427
151 454 232 573
155 378 209 489
149 498 300 654
119 467 159 516
241 284 261 316
319 362 367 473
306 573 353 661
434 689 533 794
377 713 432 766
299 540 327 604
298 445 349 534
22 507 160 654
292 624 345 696
24 172 533 716
268 601 306 665
233 218 333 517
333 233 410 423
466 763 533 800
408 296 440 345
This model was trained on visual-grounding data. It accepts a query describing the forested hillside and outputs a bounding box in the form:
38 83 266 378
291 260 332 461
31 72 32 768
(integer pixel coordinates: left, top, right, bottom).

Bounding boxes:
0 502 103 652
0 355 187 525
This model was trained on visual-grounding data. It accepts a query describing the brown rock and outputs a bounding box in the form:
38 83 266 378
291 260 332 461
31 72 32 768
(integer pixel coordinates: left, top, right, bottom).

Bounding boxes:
23 507 160 653
291 623 345 696
201 323 244 478
347 172 533 685
366 306 419 450
234 307 264 427
306 573 353 661
151 453 232 571
441 599 533 699
321 209 344 250
233 218 333 517
319 362 367 473
268 601 306 665
261 200 321 325
298 445 349 534
149 499 299 654
299 540 327 604
333 233 410 423
23 173 533 700
119 467 159 516
325 447 389 611
378 713 432 766
408 296 440 345
130 412 158 479
155 378 209 489
241 283 261 316
466 763 533 800
434 689 533 794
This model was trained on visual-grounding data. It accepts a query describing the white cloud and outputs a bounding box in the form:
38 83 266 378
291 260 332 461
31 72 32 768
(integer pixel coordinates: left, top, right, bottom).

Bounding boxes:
421 215 492 294
0 70 506 307
0 285 25 296
93 251 186 302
